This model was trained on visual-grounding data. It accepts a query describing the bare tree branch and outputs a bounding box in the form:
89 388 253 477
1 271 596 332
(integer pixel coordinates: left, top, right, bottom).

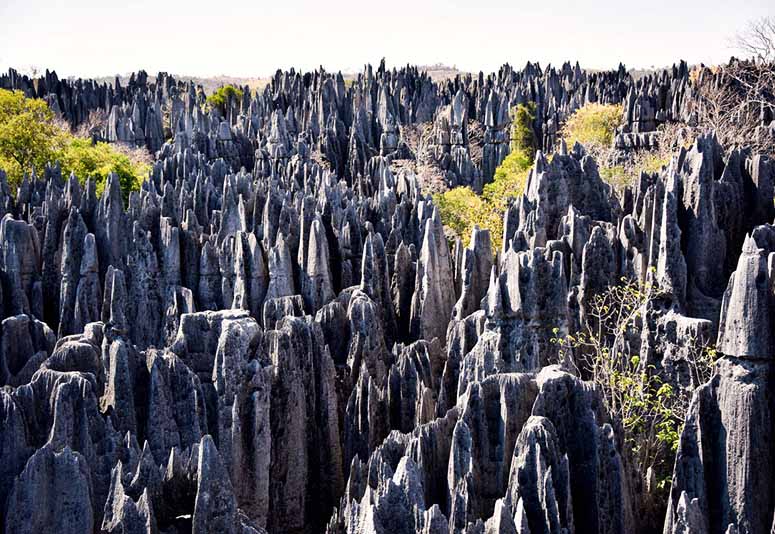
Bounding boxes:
732 16 775 62
691 59 775 157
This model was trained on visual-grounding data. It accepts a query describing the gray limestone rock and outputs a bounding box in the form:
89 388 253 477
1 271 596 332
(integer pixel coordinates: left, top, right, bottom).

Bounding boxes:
453 227 493 322
4 445 94 534
74 233 101 331
410 208 456 344
665 356 774 534
265 235 296 301
717 234 773 359
0 390 32 531
0 313 55 386
301 219 335 313
2 61 774 534
102 462 156 534
361 230 398 343
506 416 570 534
192 435 238 534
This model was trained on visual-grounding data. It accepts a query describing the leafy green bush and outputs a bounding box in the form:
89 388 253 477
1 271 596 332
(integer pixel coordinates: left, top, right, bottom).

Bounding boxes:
488 147 531 201
561 103 623 149
435 147 532 253
561 103 669 191
58 138 150 200
0 88 149 199
206 85 244 115
434 186 489 245
482 148 531 233
638 151 670 174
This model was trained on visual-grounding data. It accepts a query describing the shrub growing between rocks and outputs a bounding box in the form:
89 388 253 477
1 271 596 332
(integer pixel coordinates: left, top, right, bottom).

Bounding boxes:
0 88 149 198
57 138 151 199
552 276 717 496
509 102 538 158
561 103 623 149
435 146 531 252
435 103 536 253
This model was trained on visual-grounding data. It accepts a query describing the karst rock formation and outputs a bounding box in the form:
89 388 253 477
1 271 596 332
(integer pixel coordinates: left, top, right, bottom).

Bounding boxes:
0 60 774 534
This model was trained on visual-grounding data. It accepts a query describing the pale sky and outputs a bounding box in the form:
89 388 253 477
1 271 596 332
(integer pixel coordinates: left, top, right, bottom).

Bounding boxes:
1 0 773 79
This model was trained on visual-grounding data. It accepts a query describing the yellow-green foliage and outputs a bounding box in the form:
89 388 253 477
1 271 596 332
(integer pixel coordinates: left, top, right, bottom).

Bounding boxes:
490 147 531 194
600 151 670 191
638 152 670 174
207 85 244 114
0 88 149 199
561 103 623 149
0 89 62 189
434 186 489 245
510 103 537 158
483 148 531 223
58 138 150 199
435 148 532 253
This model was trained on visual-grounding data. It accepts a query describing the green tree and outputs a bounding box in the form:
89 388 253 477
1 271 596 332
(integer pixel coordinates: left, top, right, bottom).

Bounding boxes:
599 151 669 191
486 147 531 206
434 187 491 247
0 89 62 189
206 85 244 115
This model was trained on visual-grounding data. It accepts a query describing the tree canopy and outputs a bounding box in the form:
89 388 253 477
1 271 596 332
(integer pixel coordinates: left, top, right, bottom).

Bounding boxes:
0 89 62 186
0 88 150 199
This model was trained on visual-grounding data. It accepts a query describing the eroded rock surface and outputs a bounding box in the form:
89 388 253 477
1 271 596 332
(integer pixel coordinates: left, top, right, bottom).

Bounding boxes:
0 62 773 534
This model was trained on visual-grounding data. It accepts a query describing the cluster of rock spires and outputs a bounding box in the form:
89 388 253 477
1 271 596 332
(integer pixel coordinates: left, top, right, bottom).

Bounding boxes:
9 59 773 190
0 61 775 534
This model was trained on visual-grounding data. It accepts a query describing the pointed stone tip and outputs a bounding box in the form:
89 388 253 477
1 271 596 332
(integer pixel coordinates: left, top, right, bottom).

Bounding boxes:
200 433 216 451
742 233 762 255
534 150 547 172
106 172 122 198
431 205 441 224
